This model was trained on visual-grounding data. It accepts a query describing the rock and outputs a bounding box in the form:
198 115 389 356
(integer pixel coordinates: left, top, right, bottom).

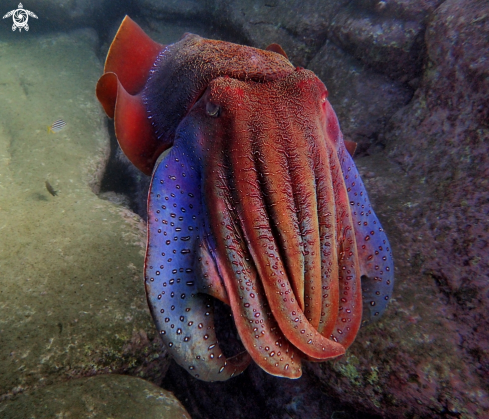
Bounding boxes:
0 30 169 399
308 39 412 152
327 0 443 82
307 0 489 418
209 0 349 67
0 374 191 418
137 0 208 21
132 0 350 66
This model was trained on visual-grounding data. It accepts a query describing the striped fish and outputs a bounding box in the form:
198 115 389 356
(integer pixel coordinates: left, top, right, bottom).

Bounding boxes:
48 119 66 133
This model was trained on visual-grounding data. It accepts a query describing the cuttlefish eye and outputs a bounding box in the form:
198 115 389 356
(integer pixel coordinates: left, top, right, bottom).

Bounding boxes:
206 101 220 117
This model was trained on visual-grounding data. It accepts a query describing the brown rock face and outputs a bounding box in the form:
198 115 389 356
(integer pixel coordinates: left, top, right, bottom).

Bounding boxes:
374 0 488 416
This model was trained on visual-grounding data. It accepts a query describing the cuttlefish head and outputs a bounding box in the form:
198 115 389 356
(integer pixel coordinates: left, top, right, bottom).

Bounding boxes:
144 69 362 379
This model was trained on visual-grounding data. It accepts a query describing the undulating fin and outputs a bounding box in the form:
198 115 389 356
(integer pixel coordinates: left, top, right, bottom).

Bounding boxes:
338 145 394 324
265 43 289 59
145 145 250 381
95 16 172 175
95 72 118 118
96 73 162 175
104 15 164 95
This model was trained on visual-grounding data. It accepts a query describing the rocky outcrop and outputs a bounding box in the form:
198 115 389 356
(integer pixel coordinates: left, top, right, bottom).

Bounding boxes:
0 375 190 419
0 30 169 402
307 0 489 418
308 40 412 153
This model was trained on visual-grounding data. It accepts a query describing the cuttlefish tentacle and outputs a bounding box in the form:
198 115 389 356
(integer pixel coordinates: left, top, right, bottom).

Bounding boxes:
200 74 346 364
339 145 395 324
328 146 363 348
145 145 250 381
307 111 341 339
318 101 362 348
323 100 395 324
315 160 341 337
205 155 303 378
279 101 323 330
194 235 230 305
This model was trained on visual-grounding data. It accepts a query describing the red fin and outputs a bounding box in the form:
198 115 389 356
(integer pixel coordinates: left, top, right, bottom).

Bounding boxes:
344 140 357 157
96 72 161 175
104 15 164 95
96 72 118 119
266 43 289 60
96 16 168 175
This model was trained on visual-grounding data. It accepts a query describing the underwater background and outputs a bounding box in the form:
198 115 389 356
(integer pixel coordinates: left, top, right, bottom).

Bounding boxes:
0 0 487 418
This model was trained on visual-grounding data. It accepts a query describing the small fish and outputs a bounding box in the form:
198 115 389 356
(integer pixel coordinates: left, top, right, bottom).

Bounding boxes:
45 180 58 196
47 119 66 133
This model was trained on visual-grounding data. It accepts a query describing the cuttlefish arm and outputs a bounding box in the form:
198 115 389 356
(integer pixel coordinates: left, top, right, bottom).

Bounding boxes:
322 99 395 324
145 143 251 381
193 72 354 375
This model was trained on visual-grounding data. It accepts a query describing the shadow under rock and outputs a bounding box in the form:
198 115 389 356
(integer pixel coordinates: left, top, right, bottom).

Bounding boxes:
162 358 382 419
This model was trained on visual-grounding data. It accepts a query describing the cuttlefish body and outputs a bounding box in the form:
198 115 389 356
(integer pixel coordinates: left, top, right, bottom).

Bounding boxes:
96 16 394 381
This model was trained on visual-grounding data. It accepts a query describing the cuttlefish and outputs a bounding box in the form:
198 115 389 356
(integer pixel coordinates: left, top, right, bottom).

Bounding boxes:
96 16 394 381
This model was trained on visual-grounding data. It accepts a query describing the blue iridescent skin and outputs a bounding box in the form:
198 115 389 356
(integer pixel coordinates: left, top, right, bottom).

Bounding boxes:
145 141 251 381
96 16 395 382
338 146 395 323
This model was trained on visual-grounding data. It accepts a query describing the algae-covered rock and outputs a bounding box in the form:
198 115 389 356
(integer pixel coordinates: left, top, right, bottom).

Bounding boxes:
308 39 412 153
0 29 168 399
0 374 190 419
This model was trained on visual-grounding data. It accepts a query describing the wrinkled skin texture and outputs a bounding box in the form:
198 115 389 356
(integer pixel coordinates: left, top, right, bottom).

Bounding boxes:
96 17 394 382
